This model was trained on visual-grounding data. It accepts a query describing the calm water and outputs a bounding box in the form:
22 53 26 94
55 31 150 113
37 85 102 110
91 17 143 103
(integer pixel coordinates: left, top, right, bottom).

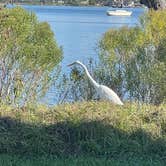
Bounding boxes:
21 5 144 66
19 5 145 104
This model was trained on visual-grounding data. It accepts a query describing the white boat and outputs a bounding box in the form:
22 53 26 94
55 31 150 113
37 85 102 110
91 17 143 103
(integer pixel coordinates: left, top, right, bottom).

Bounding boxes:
106 10 132 16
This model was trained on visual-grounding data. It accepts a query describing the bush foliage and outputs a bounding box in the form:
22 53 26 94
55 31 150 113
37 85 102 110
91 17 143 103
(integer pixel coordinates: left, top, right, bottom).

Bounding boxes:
0 7 62 105
99 10 166 105
0 102 166 160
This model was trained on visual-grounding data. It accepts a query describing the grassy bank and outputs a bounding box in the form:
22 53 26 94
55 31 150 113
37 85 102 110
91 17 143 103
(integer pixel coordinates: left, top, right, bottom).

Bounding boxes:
0 154 165 166
0 102 166 165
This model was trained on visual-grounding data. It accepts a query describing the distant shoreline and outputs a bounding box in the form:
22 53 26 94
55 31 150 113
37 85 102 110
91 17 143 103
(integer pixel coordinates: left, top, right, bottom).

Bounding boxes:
0 2 104 7
0 2 142 8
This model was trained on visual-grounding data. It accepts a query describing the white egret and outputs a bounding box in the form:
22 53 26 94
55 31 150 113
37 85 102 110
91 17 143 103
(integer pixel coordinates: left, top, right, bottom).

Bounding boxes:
68 61 123 105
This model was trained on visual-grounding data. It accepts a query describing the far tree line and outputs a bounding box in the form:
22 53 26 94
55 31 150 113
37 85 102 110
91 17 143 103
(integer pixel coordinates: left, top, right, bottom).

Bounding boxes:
0 0 166 10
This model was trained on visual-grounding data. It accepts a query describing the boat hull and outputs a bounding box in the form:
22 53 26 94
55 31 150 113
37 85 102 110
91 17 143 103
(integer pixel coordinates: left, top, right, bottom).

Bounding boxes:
106 10 132 16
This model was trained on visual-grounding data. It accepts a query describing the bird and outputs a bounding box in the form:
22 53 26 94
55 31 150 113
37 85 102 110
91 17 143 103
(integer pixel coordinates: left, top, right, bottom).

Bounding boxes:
68 60 124 105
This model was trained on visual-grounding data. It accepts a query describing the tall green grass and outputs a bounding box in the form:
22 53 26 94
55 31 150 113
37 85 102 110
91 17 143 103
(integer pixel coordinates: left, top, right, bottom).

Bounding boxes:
0 154 165 166
0 102 166 165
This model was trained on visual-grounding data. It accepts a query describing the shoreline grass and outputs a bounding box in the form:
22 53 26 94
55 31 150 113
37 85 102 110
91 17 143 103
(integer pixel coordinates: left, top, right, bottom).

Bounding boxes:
0 154 165 166
0 102 165 165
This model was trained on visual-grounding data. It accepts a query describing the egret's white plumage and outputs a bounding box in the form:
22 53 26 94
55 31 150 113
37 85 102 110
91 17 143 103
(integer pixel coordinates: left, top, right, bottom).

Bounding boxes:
68 60 123 105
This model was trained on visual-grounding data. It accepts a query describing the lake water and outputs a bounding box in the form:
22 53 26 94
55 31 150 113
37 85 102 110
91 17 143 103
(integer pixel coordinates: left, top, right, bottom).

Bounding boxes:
21 5 144 66
19 5 145 104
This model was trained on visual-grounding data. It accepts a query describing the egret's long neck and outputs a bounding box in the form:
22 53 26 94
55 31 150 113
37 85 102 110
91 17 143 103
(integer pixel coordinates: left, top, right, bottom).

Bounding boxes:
77 62 99 88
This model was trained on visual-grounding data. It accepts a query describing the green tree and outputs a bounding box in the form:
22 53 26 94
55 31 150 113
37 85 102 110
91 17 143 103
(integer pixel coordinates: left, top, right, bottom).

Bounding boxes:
99 10 166 105
140 0 166 10
0 7 62 106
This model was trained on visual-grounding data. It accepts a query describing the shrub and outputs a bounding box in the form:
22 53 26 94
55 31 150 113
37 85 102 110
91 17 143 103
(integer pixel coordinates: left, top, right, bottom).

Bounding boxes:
99 10 166 105
0 7 62 106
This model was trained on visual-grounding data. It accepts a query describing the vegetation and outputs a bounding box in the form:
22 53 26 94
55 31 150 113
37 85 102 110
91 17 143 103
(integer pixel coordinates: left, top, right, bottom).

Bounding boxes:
140 0 166 10
1 154 165 166
99 10 166 105
0 0 141 6
1 0 165 8
0 102 166 165
56 60 97 103
0 2 165 166
0 7 62 106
